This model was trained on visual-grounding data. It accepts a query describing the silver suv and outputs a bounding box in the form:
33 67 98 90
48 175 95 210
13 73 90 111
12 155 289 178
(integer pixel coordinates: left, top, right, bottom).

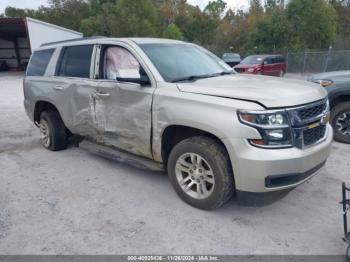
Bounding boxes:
24 37 333 209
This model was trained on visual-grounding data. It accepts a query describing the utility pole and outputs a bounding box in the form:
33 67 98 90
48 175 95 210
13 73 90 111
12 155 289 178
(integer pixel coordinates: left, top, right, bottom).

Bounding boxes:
324 45 333 72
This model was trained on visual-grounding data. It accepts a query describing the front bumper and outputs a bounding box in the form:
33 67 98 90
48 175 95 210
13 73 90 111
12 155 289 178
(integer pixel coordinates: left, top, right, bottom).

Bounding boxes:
223 124 333 193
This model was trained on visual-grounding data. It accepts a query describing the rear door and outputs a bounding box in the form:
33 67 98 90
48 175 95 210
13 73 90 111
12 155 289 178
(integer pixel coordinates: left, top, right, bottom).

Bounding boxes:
92 43 155 159
265 56 282 76
262 57 274 76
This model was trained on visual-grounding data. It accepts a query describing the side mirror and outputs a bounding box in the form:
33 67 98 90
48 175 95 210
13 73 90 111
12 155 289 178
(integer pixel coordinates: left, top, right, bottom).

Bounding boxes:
116 75 151 86
263 61 268 65
116 67 151 86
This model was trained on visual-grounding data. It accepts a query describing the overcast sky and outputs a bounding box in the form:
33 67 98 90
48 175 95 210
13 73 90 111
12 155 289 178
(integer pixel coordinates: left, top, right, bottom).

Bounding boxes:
0 0 249 14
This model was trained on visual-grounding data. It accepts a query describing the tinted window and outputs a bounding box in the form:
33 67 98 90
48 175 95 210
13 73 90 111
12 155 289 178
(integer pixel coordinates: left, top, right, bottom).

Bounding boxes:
268 57 276 64
273 56 284 63
57 45 93 78
26 49 54 76
241 55 264 64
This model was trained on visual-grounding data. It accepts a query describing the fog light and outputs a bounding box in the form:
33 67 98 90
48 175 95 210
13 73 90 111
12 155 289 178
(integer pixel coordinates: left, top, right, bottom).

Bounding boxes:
266 129 284 140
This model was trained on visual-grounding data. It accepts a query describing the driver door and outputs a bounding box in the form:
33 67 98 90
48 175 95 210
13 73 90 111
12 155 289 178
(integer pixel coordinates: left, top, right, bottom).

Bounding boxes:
92 44 155 159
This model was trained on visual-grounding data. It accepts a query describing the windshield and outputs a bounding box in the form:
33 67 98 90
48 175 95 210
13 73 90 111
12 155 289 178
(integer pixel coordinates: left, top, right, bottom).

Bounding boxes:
139 43 232 82
240 55 264 65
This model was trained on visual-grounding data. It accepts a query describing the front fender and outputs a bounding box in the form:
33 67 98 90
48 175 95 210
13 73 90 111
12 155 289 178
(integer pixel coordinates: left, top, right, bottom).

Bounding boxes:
151 86 263 162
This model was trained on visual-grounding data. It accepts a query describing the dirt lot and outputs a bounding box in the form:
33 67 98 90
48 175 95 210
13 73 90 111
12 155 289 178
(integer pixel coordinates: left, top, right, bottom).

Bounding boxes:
0 72 349 255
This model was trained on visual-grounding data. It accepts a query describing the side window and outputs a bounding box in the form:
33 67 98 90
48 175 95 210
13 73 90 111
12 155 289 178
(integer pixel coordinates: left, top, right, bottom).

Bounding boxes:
101 46 140 80
57 45 93 78
265 57 273 64
26 49 54 76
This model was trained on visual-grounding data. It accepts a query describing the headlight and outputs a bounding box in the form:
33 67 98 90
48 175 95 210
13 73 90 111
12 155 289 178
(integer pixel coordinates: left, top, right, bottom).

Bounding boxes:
238 110 293 148
314 79 333 87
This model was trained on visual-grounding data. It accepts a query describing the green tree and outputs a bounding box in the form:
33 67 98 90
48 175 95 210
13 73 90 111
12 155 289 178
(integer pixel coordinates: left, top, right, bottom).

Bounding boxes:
251 8 290 52
162 23 183 39
330 0 350 48
204 0 227 18
80 2 117 36
4 7 37 17
249 0 264 15
113 0 160 37
33 0 90 31
286 0 337 50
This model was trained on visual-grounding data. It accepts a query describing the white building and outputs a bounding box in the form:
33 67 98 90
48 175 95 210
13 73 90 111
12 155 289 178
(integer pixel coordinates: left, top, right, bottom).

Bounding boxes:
0 17 83 70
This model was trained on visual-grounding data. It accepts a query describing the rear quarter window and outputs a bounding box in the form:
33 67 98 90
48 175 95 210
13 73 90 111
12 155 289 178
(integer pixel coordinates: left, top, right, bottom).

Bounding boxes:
26 49 55 76
275 56 285 63
56 45 94 78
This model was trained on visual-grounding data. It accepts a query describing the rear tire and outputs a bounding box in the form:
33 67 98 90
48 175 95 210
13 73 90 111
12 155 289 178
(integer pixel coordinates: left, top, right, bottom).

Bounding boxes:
330 102 350 144
167 136 234 210
39 111 68 151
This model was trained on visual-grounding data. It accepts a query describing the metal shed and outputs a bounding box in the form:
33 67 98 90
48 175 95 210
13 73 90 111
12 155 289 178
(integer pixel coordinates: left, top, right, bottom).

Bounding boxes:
0 17 83 71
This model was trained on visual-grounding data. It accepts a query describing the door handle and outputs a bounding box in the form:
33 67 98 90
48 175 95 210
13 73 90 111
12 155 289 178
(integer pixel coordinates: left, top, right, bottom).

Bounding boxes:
53 85 64 91
95 92 110 97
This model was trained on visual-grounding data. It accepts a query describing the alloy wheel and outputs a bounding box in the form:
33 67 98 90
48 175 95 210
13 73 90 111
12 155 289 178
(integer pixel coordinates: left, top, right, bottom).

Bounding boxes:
39 119 51 148
336 111 350 136
175 152 215 199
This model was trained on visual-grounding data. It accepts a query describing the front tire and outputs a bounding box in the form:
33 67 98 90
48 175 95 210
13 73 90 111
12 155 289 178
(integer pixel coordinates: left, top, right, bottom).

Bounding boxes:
39 111 68 151
167 136 234 210
330 102 350 144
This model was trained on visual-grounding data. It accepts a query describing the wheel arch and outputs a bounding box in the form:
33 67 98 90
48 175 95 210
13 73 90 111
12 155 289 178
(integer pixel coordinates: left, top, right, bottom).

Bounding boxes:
160 125 230 166
34 100 61 123
329 91 350 109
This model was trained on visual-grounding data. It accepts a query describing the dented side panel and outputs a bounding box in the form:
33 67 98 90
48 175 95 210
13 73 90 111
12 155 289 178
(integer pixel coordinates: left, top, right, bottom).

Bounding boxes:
92 80 154 158
49 77 100 138
151 83 264 163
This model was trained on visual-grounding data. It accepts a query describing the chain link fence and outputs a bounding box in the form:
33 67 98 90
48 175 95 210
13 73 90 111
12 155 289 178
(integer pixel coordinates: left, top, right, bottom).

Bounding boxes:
286 49 350 74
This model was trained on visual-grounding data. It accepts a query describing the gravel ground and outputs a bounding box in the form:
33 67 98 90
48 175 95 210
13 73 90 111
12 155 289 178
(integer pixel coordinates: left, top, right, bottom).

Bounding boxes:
0 72 349 255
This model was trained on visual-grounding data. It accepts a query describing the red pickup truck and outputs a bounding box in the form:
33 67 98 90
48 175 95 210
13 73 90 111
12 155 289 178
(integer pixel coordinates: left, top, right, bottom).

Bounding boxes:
234 55 287 77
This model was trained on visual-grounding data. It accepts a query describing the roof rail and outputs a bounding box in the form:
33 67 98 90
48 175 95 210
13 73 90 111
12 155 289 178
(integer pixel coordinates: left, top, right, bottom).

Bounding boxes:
40 36 105 47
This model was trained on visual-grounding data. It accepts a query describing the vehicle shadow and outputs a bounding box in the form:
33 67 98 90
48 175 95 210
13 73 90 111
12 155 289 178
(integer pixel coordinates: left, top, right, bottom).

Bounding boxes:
233 189 292 207
82 146 292 211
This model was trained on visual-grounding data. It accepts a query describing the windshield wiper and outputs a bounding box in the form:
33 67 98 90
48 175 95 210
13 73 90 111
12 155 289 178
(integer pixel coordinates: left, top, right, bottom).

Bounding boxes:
216 71 234 76
171 71 233 83
171 74 218 83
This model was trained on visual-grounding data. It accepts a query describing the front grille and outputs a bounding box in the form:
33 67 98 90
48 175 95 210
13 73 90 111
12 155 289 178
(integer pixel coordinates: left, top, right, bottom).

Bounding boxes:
234 68 245 73
303 125 327 146
297 103 327 120
296 100 327 121
288 99 329 148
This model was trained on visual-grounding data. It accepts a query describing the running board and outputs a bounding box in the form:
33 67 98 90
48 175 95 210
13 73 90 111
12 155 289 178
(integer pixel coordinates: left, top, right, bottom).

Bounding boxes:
79 140 165 172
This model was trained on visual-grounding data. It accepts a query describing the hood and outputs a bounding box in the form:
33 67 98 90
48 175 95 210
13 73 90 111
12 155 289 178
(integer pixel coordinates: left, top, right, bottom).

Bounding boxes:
234 64 261 69
310 70 350 81
177 74 327 108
